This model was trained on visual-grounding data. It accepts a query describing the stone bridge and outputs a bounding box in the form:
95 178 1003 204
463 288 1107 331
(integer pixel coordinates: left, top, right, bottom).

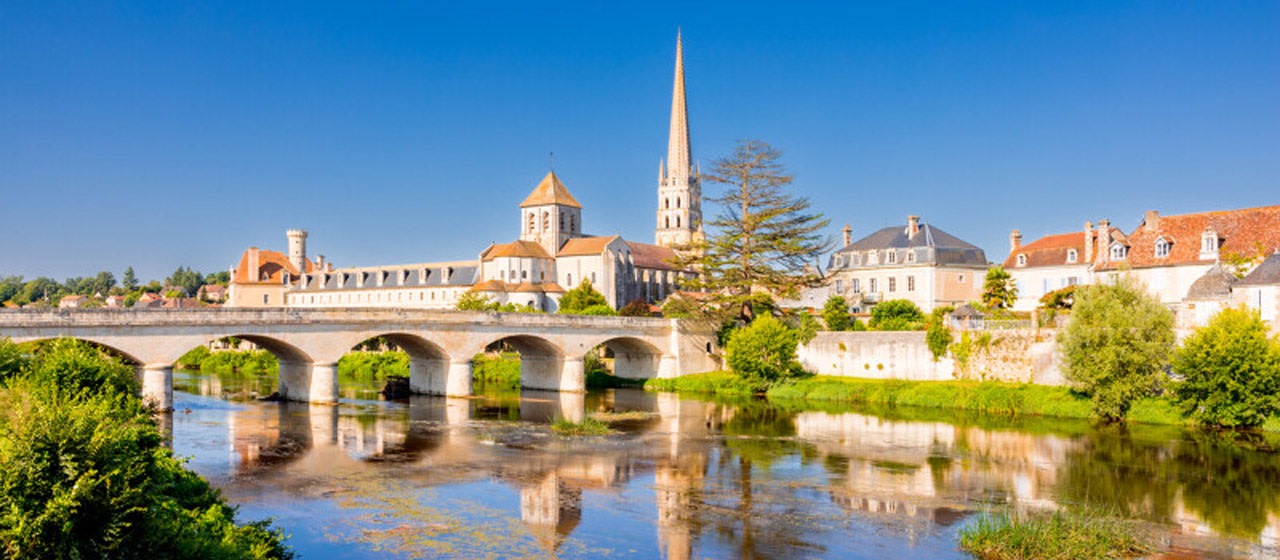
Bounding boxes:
0 308 719 411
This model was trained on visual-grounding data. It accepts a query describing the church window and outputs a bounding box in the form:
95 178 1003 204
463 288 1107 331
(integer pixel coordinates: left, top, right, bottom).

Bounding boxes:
528 213 535 233
542 211 550 230
677 197 681 208
1155 238 1170 258
665 216 670 228
676 215 681 228
559 212 565 229
569 214 576 231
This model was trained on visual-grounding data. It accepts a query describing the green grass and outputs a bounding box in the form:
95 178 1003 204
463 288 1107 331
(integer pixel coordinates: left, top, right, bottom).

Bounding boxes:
643 371 770 395
959 507 1153 560
549 417 612 436
766 376 1096 419
585 369 646 389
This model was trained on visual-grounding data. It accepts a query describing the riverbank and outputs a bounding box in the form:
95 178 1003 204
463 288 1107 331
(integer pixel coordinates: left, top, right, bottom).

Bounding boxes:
646 372 1280 431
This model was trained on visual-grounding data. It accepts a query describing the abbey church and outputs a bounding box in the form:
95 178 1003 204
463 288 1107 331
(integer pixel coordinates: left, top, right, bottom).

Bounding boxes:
227 34 702 312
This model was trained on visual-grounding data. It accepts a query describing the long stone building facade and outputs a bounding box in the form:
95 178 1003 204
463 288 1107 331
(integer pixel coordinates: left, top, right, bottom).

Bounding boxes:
228 34 702 311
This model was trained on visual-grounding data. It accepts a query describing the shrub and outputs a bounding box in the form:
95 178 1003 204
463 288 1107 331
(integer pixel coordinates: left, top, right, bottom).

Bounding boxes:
0 339 292 559
1171 307 1280 428
851 318 867 331
821 295 851 331
869 299 924 331
1058 276 1174 421
473 352 521 388
725 315 802 385
338 351 410 380
455 291 498 311
661 296 701 319
982 266 1018 310
177 345 211 369
926 307 954 362
558 281 609 314
578 304 617 316
618 299 652 317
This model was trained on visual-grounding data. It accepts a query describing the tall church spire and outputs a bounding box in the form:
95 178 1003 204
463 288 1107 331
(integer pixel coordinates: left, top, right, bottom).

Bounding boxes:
666 30 692 187
655 31 702 249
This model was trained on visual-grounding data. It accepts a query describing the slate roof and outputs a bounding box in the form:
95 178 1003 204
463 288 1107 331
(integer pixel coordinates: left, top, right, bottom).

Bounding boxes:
1099 205 1280 270
831 222 987 268
295 262 479 291
520 171 582 208
1237 253 1280 286
1185 265 1237 300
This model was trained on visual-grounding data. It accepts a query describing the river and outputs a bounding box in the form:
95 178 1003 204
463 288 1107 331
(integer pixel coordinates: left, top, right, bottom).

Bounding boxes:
168 368 1280 559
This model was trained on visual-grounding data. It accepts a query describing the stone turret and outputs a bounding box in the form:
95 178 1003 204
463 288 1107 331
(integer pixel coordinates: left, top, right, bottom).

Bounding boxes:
842 223 852 247
287 229 308 275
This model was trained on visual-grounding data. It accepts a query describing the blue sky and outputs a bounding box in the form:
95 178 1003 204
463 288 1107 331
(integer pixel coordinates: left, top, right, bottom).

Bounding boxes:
2 1 1277 281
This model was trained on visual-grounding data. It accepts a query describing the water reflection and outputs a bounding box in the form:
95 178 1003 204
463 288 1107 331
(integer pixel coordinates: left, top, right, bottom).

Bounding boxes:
169 369 1280 559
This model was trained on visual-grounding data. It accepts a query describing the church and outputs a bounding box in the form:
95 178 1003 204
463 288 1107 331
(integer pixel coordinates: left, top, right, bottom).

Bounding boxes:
227 34 702 312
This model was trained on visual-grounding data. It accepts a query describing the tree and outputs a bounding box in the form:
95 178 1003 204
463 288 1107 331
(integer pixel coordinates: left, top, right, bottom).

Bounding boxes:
725 314 803 385
164 266 204 296
558 280 609 314
455 292 498 311
618 299 652 317
1172 307 1280 428
926 306 954 361
869 299 925 331
661 295 702 319
122 267 138 290
982 266 1017 310
821 295 852 331
673 140 831 318
1058 276 1175 421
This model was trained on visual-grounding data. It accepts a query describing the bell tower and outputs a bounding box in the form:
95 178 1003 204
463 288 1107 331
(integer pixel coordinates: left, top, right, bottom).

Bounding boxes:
655 31 702 249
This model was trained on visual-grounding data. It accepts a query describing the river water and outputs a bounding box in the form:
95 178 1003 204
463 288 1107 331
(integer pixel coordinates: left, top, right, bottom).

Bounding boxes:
168 369 1280 559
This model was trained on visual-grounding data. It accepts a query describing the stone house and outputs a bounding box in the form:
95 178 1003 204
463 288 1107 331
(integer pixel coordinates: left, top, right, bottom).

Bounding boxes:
1004 221 1123 312
822 215 989 314
1233 253 1280 332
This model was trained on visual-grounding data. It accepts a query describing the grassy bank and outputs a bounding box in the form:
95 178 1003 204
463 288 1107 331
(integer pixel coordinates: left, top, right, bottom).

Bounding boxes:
959 507 1153 560
646 372 1229 427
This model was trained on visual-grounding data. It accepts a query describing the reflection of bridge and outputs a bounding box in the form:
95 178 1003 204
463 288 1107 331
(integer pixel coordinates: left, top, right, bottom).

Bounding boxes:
0 308 718 410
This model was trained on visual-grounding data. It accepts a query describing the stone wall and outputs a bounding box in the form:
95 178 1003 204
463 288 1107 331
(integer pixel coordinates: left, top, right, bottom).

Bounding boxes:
797 329 1067 385
797 331 955 381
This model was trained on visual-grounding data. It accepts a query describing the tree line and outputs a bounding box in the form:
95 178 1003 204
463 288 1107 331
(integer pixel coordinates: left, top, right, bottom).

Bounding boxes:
0 266 230 307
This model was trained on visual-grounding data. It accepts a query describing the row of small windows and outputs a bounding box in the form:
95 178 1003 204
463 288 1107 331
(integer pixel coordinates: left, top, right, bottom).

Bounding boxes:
290 289 462 305
527 210 577 234
1016 234 1221 267
663 197 683 209
834 275 918 293
663 215 683 228
834 249 922 268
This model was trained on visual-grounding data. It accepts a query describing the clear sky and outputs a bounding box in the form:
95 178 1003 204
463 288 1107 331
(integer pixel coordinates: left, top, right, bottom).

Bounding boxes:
2 1 1277 282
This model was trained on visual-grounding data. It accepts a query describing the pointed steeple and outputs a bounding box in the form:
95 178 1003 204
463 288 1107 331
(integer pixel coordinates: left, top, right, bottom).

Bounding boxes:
666 30 691 186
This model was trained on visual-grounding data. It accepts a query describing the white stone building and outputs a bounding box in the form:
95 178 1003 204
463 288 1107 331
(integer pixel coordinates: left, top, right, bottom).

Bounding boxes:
1004 221 1122 312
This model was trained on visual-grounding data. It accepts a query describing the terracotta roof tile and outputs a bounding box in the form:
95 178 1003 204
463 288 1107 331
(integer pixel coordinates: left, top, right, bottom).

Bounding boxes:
232 248 312 285
520 171 582 208
481 240 553 261
558 236 620 257
625 241 679 270
1004 229 1117 268
1099 205 1280 270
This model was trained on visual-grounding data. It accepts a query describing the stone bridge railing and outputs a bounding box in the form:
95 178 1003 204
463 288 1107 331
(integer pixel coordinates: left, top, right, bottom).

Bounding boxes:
0 308 720 410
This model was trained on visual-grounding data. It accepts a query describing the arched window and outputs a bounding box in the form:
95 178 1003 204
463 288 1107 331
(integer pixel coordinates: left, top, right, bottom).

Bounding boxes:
542 211 550 230
665 216 670 228
665 198 670 209
676 215 681 228
527 213 535 233
559 212 565 229
677 197 681 208
1066 249 1078 264
569 214 576 231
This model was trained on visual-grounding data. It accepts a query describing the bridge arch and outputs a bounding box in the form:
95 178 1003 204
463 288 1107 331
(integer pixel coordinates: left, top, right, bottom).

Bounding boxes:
15 337 145 367
583 336 669 380
465 334 568 393
338 332 451 397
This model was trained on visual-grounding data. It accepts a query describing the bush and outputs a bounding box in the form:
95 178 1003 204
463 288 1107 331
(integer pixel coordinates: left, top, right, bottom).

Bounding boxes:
1172 307 1280 428
338 351 410 380
926 307 954 361
851 318 867 331
0 339 292 559
661 296 701 319
869 299 924 331
578 304 617 316
455 291 498 311
199 350 279 375
473 352 521 388
725 315 803 385
618 299 652 317
821 295 851 331
177 345 212 369
1058 277 1174 421
558 281 609 314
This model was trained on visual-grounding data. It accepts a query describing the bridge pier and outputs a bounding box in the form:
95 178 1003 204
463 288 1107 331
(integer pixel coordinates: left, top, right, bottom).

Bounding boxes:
140 365 173 412
657 354 679 378
278 360 308 401
559 357 585 392
409 357 447 395
309 363 339 404
445 359 473 398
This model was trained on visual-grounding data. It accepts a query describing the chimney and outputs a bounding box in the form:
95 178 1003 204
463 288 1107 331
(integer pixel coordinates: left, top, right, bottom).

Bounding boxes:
247 247 260 280
1096 219 1111 262
907 215 921 238
842 223 852 246
1009 229 1023 253
1144 210 1160 232
1083 221 1094 264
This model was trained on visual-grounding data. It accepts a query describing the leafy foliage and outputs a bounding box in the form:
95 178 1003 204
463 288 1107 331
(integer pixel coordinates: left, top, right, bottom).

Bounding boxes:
1057 277 1175 421
1172 307 1280 428
959 506 1152 560
982 266 1018 310
0 339 292 559
618 299 652 317
869 299 925 331
821 295 851 331
671 140 831 317
338 351 409 381
660 295 702 319
926 306 954 361
455 291 498 311
557 281 610 314
725 315 803 385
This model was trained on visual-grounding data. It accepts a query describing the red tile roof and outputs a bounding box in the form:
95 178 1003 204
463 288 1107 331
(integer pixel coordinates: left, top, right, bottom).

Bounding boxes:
1099 205 1280 270
481 240 553 261
1004 228 1118 268
519 171 582 208
625 241 680 271
558 236 620 257
232 248 312 285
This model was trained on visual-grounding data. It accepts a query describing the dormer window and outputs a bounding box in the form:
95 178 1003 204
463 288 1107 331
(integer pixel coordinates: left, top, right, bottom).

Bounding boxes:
868 250 878 265
1154 238 1171 258
1201 231 1218 253
906 251 916 263
1110 243 1127 261
1066 249 1078 264
886 251 897 264
1016 254 1027 267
